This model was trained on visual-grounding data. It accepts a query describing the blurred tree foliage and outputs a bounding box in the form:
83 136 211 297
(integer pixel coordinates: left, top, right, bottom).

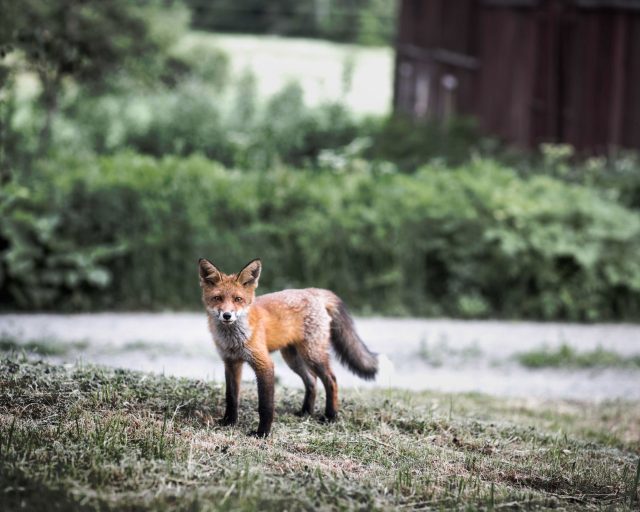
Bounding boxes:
44 80 366 169
0 0 190 155
184 0 397 46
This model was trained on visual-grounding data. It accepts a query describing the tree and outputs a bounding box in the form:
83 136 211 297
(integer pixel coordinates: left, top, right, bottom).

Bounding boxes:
0 0 188 154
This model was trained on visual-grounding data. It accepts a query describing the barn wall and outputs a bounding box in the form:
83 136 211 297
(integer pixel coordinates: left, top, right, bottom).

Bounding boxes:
477 4 539 147
394 0 479 121
394 0 640 152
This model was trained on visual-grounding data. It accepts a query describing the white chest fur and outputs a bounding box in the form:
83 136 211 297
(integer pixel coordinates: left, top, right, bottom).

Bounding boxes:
208 314 253 361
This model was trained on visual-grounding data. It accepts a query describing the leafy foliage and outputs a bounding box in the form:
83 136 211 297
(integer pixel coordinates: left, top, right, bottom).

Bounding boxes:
3 153 640 320
49 83 493 175
366 115 492 171
3 0 189 89
0 0 191 154
532 146 640 211
52 81 365 169
0 181 123 309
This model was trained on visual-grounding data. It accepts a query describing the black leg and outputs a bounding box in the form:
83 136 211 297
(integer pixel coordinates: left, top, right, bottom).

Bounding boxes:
219 359 242 426
281 346 316 416
307 358 338 422
250 359 275 437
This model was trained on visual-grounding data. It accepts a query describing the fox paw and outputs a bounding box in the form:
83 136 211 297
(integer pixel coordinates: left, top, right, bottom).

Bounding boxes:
247 429 269 438
217 416 237 427
318 413 337 424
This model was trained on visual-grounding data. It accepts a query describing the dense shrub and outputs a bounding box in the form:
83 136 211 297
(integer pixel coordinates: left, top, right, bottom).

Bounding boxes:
0 181 123 309
51 84 497 174
366 116 493 171
526 145 640 211
2 152 640 320
56 82 365 169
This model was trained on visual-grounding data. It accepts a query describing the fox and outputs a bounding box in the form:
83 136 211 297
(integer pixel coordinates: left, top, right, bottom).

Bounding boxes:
199 257 378 437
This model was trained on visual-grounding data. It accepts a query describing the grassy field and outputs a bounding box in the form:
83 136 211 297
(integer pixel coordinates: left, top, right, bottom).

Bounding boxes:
177 32 393 114
1 357 639 511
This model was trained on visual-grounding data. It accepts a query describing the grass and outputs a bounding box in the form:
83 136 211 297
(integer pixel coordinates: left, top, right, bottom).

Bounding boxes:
1 357 639 510
0 335 201 359
178 32 393 114
0 335 88 356
516 344 640 370
416 338 483 367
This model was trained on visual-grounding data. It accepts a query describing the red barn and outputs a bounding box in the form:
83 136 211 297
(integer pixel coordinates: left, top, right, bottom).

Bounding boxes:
393 0 640 152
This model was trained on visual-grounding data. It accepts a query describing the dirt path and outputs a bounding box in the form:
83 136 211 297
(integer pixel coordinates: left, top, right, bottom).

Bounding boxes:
1 313 639 401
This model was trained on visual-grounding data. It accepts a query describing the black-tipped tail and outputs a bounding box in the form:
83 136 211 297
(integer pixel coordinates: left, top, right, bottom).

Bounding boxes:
329 299 378 380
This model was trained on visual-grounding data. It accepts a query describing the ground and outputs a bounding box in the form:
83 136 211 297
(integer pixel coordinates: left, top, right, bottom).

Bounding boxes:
1 314 639 400
1 357 638 511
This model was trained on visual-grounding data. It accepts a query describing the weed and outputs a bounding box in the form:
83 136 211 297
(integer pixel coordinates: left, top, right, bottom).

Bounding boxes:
417 337 483 367
0 334 88 356
516 343 640 369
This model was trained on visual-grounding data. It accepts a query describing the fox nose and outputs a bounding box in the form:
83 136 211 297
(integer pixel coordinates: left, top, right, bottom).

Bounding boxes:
222 312 232 320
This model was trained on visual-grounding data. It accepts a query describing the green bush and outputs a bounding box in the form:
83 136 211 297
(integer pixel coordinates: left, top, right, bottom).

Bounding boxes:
3 152 640 320
56 82 364 169
533 146 640 211
0 182 123 309
366 115 493 171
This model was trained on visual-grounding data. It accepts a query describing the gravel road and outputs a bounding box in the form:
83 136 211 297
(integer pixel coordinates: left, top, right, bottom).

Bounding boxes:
1 313 639 401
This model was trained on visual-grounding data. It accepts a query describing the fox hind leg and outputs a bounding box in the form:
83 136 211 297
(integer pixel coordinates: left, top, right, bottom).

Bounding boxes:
303 351 338 422
281 346 316 416
296 308 338 422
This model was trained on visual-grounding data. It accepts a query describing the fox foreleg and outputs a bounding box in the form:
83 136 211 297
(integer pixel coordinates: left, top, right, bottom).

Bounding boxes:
220 359 243 426
249 351 275 437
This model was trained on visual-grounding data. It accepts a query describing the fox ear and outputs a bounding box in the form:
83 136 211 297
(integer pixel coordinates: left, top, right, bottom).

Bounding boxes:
199 258 222 287
237 258 261 287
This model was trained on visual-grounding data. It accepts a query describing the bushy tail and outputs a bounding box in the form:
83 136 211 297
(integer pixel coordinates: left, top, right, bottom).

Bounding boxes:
328 299 378 380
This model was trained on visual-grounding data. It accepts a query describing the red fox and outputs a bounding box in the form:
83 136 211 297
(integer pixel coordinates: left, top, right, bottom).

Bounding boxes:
199 258 378 437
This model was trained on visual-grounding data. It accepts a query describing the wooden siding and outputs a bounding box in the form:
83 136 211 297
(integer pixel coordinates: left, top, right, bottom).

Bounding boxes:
394 0 640 152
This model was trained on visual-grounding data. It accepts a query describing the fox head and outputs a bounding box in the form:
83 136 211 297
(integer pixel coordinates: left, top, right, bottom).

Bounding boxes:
199 258 261 325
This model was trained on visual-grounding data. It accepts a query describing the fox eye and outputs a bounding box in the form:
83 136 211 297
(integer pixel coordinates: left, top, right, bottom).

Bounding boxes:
234 297 244 303
212 296 223 302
